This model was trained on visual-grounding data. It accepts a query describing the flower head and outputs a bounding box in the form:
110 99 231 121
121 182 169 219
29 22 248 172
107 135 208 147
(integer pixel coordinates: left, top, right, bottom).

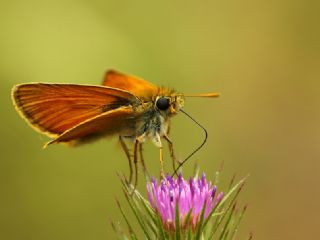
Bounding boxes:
147 173 223 231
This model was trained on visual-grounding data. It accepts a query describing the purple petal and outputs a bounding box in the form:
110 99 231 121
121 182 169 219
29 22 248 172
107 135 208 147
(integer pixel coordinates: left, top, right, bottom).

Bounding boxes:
146 173 223 231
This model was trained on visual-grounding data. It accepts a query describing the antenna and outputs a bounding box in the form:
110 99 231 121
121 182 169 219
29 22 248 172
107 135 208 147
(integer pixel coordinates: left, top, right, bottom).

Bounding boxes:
172 109 208 176
184 92 220 98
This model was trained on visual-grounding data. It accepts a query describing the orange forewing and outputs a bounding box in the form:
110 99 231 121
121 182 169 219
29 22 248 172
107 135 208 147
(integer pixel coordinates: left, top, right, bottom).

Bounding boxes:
46 106 134 146
102 70 158 98
12 83 138 137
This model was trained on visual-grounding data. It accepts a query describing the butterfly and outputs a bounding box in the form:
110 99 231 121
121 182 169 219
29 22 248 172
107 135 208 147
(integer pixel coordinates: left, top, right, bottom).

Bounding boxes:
12 70 219 186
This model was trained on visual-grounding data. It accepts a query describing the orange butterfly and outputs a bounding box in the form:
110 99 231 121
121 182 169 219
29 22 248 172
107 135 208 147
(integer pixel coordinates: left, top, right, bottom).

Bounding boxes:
12 70 219 185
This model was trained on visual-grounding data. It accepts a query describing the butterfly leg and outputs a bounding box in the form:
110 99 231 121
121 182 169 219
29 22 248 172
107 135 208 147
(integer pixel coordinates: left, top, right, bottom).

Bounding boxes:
151 132 165 179
119 136 133 184
154 135 165 179
133 139 139 189
139 144 150 179
163 134 177 171
159 144 165 179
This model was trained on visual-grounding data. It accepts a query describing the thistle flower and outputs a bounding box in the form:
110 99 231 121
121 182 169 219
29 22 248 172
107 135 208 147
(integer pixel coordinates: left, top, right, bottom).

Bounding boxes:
114 171 249 240
147 173 223 231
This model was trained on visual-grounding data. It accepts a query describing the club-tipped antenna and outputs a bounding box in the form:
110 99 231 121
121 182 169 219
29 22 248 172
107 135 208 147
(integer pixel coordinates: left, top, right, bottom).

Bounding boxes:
172 109 208 176
184 92 220 98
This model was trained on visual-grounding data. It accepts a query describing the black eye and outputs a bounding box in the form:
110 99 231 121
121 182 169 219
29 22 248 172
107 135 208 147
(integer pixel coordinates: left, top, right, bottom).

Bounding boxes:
156 97 170 110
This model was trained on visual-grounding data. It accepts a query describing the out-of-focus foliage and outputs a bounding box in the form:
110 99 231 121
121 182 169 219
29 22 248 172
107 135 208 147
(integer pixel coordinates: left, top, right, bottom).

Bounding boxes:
0 1 319 240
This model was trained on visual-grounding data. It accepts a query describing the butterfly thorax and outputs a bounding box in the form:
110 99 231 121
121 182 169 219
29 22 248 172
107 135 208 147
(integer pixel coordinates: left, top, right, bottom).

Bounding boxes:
121 88 185 147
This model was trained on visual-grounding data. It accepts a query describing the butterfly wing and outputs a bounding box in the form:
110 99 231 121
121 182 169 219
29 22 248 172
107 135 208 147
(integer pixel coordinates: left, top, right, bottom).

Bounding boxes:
102 70 158 98
12 83 139 137
45 106 135 146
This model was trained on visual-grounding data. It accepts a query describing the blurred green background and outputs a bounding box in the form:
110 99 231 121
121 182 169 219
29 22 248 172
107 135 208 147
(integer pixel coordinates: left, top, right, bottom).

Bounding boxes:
1 0 319 239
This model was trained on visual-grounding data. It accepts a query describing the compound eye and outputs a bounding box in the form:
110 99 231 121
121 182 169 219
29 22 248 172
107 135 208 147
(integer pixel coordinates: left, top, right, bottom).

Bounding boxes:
156 97 170 110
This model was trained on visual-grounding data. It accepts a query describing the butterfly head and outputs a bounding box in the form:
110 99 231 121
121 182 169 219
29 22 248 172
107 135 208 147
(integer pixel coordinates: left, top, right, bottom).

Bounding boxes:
154 93 185 116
